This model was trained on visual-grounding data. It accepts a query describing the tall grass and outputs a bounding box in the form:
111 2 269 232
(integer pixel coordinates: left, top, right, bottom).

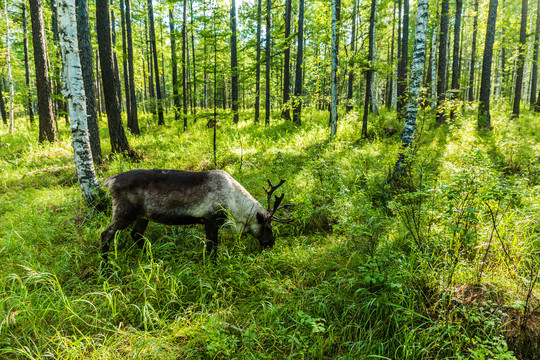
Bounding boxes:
1 106 538 358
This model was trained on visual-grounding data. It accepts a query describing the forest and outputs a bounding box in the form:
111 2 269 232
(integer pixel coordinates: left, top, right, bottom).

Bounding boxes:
1 0 540 357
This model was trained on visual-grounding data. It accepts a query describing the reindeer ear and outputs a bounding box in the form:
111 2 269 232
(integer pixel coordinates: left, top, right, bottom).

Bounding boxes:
256 212 266 224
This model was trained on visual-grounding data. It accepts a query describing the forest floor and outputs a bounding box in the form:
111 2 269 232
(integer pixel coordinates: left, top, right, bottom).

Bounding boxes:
1 105 540 359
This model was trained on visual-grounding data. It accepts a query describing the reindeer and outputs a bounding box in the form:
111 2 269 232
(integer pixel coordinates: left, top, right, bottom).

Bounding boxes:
100 169 292 261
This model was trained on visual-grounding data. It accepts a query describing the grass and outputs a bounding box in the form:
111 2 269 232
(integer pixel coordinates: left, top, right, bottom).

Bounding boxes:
1 105 539 359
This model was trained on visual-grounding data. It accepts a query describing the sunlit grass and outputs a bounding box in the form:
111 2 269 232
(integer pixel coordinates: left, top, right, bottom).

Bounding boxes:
1 104 539 358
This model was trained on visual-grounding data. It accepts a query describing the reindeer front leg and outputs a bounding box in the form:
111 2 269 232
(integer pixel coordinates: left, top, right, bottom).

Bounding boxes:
204 220 219 257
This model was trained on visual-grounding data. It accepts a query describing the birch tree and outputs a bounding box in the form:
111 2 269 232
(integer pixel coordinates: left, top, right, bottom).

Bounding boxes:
394 0 429 176
57 0 101 205
3 0 14 132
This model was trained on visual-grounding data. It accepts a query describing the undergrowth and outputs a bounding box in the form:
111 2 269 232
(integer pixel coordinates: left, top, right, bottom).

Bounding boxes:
1 106 540 359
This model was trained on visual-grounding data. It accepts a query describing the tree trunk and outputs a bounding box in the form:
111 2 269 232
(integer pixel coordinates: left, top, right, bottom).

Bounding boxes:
96 0 133 154
468 0 479 102
4 0 14 132
449 0 463 119
57 0 101 205
231 0 239 123
147 0 164 125
394 0 429 176
436 0 450 124
29 0 58 143
535 0 540 109
0 83 6 125
120 0 130 119
22 3 35 124
281 0 292 120
329 0 339 139
182 0 188 130
513 0 529 118
95 48 103 116
76 0 102 164
397 0 409 116
170 8 180 121
346 0 357 113
255 0 262 123
430 17 438 108
362 0 376 138
190 0 197 112
478 0 498 129
265 0 271 126
125 0 138 133
292 0 304 125
386 0 396 108
110 2 122 112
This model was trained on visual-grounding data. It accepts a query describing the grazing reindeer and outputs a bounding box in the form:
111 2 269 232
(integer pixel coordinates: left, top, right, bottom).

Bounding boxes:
100 169 292 260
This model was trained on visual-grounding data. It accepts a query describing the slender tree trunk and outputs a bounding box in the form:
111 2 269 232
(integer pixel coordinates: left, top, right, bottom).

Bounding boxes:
386 0 396 108
436 0 450 124
30 0 58 142
397 0 410 116
95 48 103 116
292 0 304 125
533 0 540 107
478 0 498 129
329 0 339 139
346 0 357 113
265 0 271 125
255 0 262 123
120 0 130 119
430 16 438 108
170 8 180 121
0 84 6 125
468 0 479 102
449 0 463 119
362 0 376 138
190 0 197 112
281 0 292 119
76 0 102 164
96 0 133 154
513 0 529 118
109 1 122 112
394 0 429 176
182 0 188 130
148 0 164 125
22 3 35 124
57 0 101 205
125 0 138 133
4 0 14 132
231 0 239 123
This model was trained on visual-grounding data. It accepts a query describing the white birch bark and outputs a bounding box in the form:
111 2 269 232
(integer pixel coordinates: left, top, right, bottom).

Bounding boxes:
430 21 437 109
57 0 101 205
394 0 429 175
4 0 14 132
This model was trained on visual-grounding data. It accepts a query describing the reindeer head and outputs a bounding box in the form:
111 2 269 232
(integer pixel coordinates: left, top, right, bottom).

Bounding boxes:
255 179 293 248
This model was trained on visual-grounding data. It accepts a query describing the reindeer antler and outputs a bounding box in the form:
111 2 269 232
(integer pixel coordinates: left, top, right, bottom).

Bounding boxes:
264 179 294 223
263 179 286 212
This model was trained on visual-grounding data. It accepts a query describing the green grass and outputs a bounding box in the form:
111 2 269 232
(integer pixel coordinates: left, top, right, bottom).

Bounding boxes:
1 105 539 359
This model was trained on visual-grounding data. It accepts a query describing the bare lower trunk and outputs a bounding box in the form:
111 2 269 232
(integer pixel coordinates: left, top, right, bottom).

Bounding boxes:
58 0 101 204
394 0 429 176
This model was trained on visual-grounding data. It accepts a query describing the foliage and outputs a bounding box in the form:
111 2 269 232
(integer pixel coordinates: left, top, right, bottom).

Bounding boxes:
1 104 540 358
